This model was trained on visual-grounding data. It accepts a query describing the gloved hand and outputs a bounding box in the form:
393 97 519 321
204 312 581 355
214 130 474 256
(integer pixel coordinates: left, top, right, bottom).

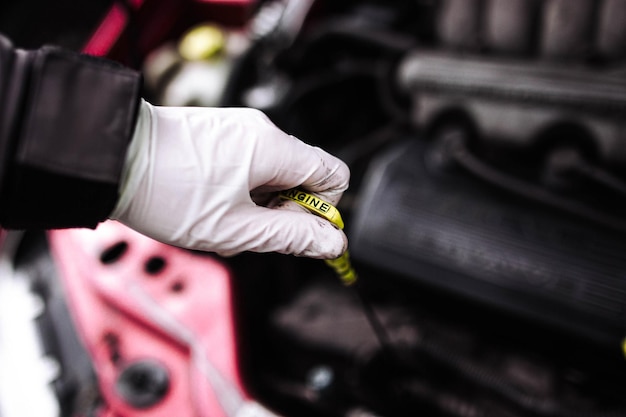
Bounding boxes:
110 100 350 259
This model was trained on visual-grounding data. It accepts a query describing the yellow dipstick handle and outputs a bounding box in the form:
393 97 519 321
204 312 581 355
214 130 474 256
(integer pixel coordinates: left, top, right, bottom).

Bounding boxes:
279 188 357 286
279 188 344 229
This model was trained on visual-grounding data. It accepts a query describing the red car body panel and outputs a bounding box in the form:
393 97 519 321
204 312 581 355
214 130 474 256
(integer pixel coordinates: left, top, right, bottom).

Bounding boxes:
48 221 254 417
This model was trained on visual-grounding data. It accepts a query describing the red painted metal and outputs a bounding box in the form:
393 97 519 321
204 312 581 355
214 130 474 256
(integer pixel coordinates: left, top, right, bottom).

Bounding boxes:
82 1 133 57
48 221 257 416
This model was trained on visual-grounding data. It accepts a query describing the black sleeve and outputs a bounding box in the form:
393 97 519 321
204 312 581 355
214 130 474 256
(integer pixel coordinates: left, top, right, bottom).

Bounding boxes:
0 34 142 229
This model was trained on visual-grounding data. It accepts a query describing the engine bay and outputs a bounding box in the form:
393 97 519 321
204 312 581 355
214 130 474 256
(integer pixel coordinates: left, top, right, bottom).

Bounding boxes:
4 1 626 416
220 1 626 416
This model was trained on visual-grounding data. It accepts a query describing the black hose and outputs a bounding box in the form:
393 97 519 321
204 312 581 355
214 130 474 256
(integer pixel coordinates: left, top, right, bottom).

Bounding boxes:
440 129 626 234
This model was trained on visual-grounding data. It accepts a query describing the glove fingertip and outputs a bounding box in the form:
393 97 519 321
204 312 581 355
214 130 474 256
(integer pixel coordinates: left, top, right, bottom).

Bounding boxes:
299 219 348 259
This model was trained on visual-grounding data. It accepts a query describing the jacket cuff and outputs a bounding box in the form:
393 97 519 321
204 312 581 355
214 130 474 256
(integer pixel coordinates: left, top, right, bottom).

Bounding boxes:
0 45 142 229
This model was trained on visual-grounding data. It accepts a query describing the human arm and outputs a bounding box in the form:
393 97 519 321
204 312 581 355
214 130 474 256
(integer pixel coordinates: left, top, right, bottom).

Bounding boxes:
0 34 141 229
0 35 349 258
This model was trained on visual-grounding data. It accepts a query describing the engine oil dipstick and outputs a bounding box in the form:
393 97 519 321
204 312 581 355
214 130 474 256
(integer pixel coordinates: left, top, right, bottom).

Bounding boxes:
279 188 393 352
279 188 355 285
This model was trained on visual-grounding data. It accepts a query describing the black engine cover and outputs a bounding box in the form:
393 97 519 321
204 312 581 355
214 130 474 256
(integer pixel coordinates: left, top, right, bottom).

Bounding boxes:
351 138 626 348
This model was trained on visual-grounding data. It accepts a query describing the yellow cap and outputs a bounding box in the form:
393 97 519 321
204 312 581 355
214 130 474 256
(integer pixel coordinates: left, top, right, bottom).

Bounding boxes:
178 24 225 61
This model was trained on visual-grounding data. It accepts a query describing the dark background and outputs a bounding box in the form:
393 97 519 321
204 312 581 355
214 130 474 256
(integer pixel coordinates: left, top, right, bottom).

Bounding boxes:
0 0 114 50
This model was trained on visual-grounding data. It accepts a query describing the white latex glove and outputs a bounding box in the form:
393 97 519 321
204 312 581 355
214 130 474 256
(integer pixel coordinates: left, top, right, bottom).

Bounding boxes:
110 100 350 259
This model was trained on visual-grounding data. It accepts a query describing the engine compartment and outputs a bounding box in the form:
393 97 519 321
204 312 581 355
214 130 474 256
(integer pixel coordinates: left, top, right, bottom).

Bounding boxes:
4 1 626 416
218 1 626 416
